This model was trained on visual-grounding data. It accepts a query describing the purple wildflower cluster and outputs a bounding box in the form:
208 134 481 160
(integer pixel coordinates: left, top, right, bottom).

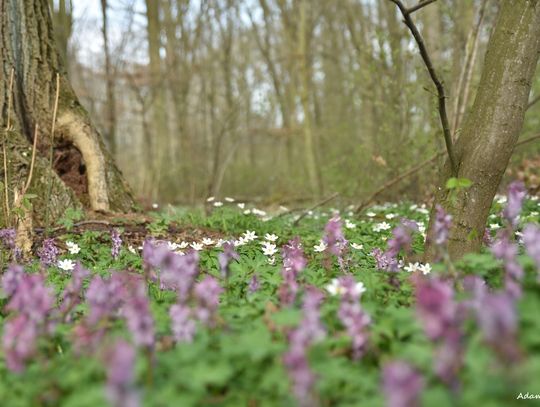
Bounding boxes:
465 276 520 364
278 237 307 306
37 238 58 267
503 181 526 227
523 224 540 280
105 340 140 407
0 228 16 250
336 276 370 359
142 240 223 343
283 287 326 407
415 276 465 391
382 361 424 407
59 262 90 321
111 229 122 259
491 233 523 299
372 220 417 272
1 265 55 372
218 241 240 279
323 215 349 269
432 205 452 247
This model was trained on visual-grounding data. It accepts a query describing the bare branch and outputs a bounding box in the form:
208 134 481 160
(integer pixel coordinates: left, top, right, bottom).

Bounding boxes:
528 95 540 109
389 0 458 176
408 0 438 14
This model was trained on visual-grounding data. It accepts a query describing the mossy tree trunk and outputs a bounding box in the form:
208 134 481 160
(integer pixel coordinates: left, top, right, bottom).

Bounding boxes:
0 0 136 227
426 0 540 259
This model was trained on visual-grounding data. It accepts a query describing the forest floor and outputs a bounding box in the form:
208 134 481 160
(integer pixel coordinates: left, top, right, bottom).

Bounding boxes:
0 195 539 406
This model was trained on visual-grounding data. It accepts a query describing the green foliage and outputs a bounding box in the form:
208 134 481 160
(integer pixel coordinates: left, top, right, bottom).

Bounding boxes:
1 198 539 406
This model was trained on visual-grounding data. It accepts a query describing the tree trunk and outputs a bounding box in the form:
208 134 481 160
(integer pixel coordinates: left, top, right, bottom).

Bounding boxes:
427 0 540 259
1 0 136 227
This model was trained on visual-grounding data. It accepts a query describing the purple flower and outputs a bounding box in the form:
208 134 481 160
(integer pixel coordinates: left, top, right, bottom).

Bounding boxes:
0 228 16 249
38 238 58 266
218 241 239 279
105 340 140 407
111 229 122 259
323 215 349 269
415 276 464 390
523 224 540 272
169 304 197 343
120 276 155 348
2 314 38 373
372 220 417 273
503 181 526 227
283 287 326 407
2 271 55 372
336 277 370 360
491 232 523 299
279 238 307 306
193 276 223 326
432 205 452 247
248 274 260 293
59 262 90 321
143 240 199 302
86 275 124 326
1 264 24 297
382 361 424 407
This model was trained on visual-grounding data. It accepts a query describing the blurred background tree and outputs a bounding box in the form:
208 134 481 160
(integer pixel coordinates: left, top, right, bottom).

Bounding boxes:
57 0 540 206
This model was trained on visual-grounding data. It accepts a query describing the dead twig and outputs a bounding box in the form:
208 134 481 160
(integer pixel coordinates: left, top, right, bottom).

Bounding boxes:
389 0 458 176
292 192 339 226
22 124 39 196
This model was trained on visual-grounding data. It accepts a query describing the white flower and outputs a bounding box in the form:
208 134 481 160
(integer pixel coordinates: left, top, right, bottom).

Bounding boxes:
416 208 429 215
213 201 223 207
66 241 80 254
279 205 289 212
176 250 185 256
261 242 278 257
268 256 276 265
206 196 215 202
237 203 245 209
178 241 189 249
419 263 432 275
313 240 327 253
366 211 376 217
215 239 225 247
350 243 364 250
167 241 179 251
202 238 214 246
58 259 75 271
495 195 507 204
128 245 137 254
385 213 396 219
234 237 247 247
225 197 235 202
243 230 258 241
409 204 418 210
190 242 204 251
373 222 391 232
325 278 366 297
152 203 159 209
404 262 421 273
345 219 356 229
252 208 267 216
265 233 278 242
490 223 501 230
243 209 252 215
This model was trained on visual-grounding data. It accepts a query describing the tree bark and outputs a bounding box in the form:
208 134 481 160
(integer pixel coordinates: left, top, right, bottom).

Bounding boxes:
426 0 540 260
1 0 136 227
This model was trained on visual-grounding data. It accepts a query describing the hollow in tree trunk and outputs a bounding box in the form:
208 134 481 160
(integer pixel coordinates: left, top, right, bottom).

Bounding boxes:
0 0 136 228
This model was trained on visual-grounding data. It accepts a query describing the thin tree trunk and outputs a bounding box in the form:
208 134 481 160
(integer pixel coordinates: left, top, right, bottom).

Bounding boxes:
100 0 117 157
426 0 540 260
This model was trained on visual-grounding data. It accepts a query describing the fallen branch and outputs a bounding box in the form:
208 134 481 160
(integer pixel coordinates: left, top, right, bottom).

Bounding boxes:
389 0 458 176
292 192 340 226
